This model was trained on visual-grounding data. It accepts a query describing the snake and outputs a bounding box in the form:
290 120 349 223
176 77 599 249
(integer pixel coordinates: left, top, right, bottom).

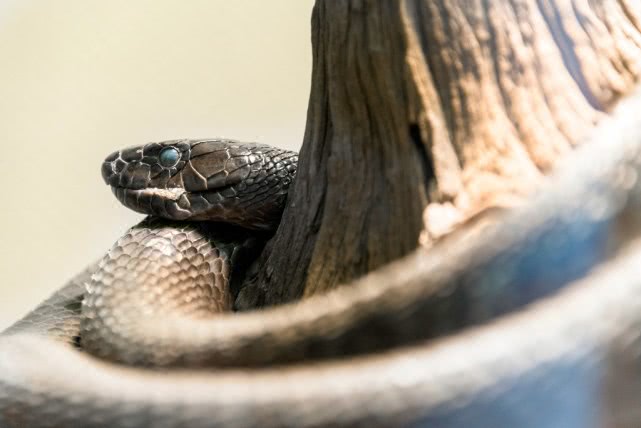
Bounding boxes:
2 89 641 427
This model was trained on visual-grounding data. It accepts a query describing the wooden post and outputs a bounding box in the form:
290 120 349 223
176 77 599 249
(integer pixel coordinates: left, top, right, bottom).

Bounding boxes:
241 0 641 307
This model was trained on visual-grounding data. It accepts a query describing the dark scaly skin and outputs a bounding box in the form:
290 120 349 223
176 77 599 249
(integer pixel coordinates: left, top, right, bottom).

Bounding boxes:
82 139 296 364
2 93 641 426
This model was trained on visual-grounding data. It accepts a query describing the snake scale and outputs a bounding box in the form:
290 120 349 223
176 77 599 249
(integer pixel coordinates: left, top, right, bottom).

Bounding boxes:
2 89 641 427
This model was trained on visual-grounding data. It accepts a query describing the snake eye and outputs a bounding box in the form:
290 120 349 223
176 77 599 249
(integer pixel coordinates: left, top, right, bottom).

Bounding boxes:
159 147 180 167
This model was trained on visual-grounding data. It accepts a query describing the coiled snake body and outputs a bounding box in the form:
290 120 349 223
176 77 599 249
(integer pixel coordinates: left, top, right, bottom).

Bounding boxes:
3 92 641 427
84 140 298 366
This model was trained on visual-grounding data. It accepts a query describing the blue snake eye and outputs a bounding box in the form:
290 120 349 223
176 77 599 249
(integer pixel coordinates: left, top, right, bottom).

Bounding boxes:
159 147 180 167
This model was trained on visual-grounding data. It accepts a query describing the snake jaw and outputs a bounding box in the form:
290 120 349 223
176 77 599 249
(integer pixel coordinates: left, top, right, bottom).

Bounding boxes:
112 187 192 220
132 187 185 201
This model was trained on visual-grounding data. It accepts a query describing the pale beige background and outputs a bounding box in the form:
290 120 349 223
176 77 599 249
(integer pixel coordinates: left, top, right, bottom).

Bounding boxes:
0 1 313 329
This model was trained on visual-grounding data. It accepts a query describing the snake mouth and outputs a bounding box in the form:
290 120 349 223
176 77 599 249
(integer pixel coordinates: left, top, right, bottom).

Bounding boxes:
110 184 239 221
112 187 193 220
111 187 186 201
111 182 237 201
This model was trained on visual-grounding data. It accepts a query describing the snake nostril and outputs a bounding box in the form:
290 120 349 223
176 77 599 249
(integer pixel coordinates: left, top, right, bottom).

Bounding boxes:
114 159 127 174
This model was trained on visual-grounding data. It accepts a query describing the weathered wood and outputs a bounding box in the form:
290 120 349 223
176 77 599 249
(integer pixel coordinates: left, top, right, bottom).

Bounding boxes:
245 0 641 307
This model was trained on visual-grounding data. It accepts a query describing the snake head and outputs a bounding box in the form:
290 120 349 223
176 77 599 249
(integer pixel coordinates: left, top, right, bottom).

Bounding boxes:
102 139 297 230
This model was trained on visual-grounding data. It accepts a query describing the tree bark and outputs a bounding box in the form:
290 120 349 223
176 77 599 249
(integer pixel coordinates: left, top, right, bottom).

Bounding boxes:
243 0 641 307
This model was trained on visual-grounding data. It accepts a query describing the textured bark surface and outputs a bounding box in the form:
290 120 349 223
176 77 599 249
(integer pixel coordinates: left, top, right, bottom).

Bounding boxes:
245 0 641 307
